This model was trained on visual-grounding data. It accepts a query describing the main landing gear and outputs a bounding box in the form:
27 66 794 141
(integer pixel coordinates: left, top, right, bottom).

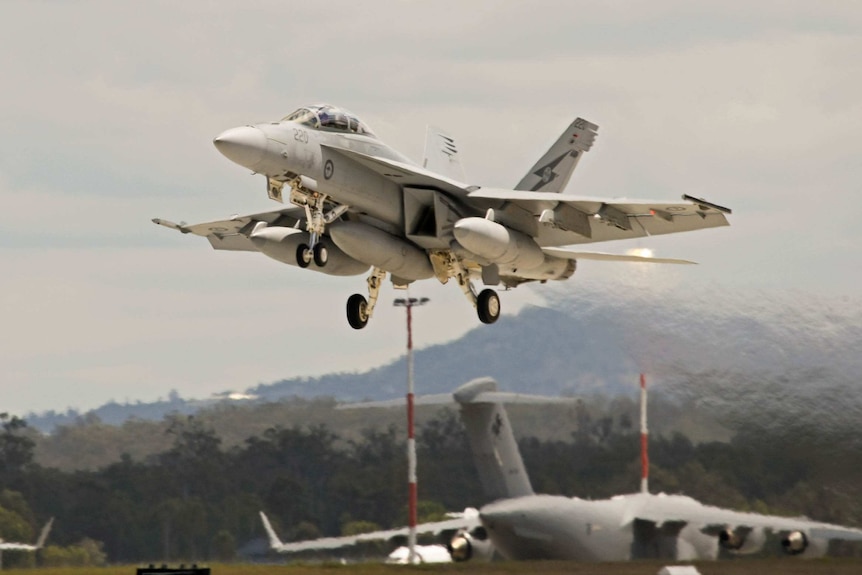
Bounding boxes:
454 269 501 325
477 288 501 324
346 267 386 330
288 177 347 269
296 243 328 268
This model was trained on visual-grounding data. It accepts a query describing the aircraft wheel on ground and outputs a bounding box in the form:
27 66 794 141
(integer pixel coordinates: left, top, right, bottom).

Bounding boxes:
296 244 312 268
477 289 500 324
347 294 369 329
312 243 328 267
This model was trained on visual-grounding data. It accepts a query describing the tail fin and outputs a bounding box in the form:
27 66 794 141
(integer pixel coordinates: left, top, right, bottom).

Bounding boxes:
423 125 466 182
515 117 598 193
453 378 534 501
35 517 54 548
336 377 576 502
259 511 285 550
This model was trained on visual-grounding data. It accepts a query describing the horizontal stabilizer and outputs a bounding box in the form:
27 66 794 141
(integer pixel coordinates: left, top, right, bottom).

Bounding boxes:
338 377 576 410
36 517 54 548
543 247 697 265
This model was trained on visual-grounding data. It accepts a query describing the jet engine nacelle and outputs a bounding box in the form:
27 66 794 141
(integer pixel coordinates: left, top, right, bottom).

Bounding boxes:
718 527 765 554
249 225 368 276
447 527 494 563
328 221 434 281
781 530 808 555
453 217 544 270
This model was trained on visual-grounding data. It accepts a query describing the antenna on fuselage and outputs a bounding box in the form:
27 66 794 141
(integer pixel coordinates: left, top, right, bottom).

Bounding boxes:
640 373 649 494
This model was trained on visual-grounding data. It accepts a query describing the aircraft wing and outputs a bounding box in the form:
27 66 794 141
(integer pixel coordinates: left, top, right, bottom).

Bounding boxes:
152 207 305 251
321 144 469 196
260 510 479 554
0 543 38 551
634 499 862 542
468 189 731 245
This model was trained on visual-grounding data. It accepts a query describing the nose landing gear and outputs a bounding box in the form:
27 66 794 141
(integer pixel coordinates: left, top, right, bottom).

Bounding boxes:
288 177 348 268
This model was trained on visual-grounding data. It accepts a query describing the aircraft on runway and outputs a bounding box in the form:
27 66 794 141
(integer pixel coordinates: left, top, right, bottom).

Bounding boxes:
256 385 575 563
154 104 732 329
0 517 54 568
441 378 862 562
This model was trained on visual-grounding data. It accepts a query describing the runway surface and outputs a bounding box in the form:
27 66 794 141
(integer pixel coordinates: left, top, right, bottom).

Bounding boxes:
8 559 862 575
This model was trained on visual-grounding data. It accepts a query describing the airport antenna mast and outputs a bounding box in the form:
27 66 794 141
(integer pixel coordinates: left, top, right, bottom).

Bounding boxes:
394 296 429 564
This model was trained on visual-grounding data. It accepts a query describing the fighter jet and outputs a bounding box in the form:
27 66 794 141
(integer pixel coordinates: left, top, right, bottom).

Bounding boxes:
154 104 732 329
441 378 862 562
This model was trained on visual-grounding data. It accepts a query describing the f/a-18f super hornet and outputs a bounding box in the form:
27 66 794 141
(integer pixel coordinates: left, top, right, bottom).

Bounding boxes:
154 104 732 329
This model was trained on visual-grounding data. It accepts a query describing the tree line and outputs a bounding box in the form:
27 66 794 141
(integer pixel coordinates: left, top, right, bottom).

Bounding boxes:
1 401 861 565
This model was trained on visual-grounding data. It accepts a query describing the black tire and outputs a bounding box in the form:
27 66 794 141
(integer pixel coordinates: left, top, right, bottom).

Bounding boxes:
477 289 500 324
296 244 311 268
312 243 328 267
346 294 369 329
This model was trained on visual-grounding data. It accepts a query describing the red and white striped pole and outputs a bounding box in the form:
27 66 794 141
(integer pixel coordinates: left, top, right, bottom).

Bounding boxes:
394 297 428 564
640 373 649 494
406 302 417 564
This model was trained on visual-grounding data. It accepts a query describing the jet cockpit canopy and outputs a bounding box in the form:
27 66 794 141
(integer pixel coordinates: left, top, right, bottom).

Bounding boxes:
282 104 376 137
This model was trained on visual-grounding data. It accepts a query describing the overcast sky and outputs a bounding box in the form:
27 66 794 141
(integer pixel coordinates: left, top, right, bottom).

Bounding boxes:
1 2 860 415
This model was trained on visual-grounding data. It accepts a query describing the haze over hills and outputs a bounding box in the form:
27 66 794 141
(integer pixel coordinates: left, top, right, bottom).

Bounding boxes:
25 281 862 438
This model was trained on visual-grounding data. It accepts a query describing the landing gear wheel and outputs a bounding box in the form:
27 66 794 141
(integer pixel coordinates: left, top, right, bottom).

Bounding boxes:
312 243 328 267
347 294 370 330
296 244 312 268
477 289 500 324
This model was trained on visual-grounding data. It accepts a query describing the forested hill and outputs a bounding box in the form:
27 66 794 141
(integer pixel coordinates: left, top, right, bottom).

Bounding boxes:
26 283 862 437
250 303 634 402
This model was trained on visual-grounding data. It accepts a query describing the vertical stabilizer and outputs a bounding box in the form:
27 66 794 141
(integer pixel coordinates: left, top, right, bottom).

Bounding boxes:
423 126 467 182
453 378 534 501
35 517 54 548
515 117 598 193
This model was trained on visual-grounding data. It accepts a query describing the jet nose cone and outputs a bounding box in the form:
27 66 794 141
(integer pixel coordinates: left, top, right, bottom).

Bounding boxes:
213 126 267 169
